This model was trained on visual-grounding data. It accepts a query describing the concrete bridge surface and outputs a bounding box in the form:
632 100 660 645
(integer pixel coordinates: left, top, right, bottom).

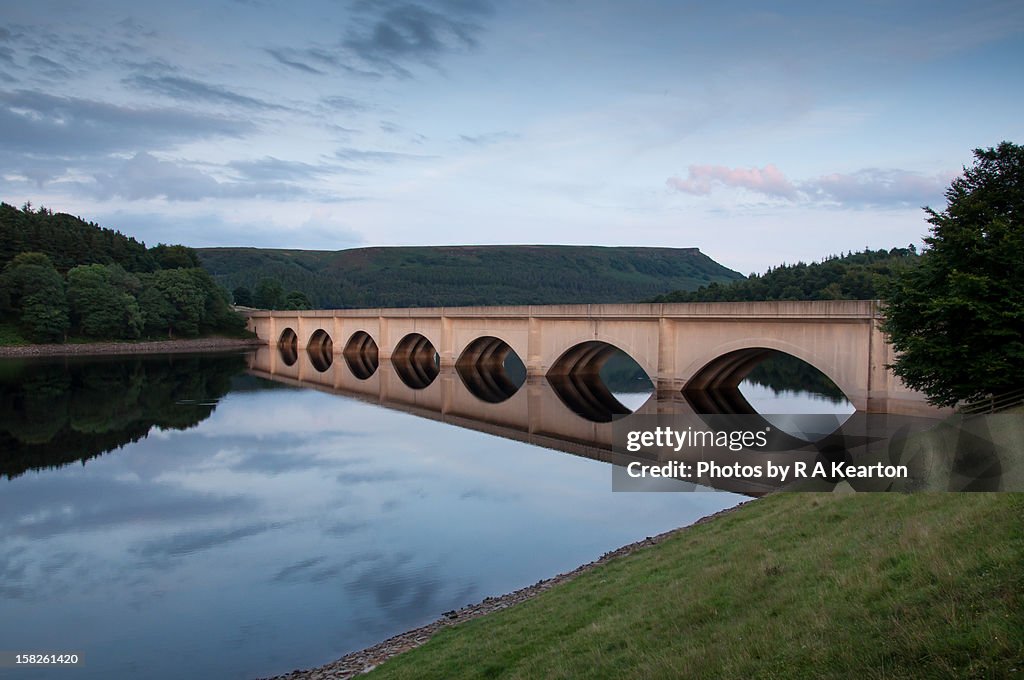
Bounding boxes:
246 300 933 415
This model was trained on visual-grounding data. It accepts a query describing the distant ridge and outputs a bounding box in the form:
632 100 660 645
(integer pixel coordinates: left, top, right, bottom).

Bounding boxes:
197 245 743 308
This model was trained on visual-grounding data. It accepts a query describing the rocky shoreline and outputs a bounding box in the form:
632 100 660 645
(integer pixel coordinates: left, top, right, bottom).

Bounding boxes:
0 337 263 358
261 502 750 680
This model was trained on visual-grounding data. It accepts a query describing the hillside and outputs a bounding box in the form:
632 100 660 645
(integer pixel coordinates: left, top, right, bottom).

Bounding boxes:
198 245 743 308
651 247 920 302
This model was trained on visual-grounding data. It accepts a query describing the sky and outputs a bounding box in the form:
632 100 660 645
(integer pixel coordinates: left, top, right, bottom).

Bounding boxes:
1 0 1022 273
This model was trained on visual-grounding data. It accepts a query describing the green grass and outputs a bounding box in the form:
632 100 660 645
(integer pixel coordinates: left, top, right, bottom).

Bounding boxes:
367 494 1023 679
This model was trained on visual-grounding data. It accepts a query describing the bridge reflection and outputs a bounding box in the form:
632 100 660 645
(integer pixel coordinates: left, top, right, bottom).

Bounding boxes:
248 346 966 497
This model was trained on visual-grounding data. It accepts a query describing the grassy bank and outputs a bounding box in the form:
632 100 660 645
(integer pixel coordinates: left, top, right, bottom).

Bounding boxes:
366 493 1023 679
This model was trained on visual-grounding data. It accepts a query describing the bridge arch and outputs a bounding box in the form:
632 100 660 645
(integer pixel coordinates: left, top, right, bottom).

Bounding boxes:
455 336 525 403
278 327 299 366
546 340 651 422
392 333 440 389
546 331 658 386
279 327 298 348
680 338 858 409
343 330 379 380
307 329 333 372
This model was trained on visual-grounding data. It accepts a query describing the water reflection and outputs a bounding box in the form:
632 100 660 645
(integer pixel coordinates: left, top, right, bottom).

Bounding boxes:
307 330 334 372
455 336 525 403
391 333 440 389
0 354 247 479
247 347 961 498
0 353 745 679
342 331 379 380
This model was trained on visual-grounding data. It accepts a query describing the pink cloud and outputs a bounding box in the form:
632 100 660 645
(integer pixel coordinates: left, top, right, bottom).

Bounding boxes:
666 163 798 200
666 163 954 208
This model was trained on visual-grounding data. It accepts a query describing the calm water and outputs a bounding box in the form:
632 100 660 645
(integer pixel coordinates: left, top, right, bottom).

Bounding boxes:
0 352 794 680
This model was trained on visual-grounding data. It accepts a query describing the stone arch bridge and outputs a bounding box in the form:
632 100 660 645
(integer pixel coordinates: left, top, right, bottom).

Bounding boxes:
246 301 933 414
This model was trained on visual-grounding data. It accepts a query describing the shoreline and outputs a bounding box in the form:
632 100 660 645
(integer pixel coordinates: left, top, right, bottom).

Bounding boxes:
0 337 263 358
262 501 751 680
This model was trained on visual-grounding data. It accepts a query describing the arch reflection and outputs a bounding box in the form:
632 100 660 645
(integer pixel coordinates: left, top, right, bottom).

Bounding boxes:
455 336 525 403
307 329 334 372
246 348 952 496
392 333 439 389
343 331 379 380
546 341 650 423
278 327 298 366
684 350 854 442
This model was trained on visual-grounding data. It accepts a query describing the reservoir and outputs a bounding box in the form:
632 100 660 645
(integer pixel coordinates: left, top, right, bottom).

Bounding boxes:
0 350 849 679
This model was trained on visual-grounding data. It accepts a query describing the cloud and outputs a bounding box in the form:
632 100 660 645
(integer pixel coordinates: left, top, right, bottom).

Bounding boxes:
803 168 952 208
343 0 493 76
262 2 493 80
0 474 252 540
96 209 365 250
459 131 518 145
264 47 328 75
82 152 346 202
88 152 231 200
134 521 279 560
320 95 367 111
228 156 355 182
115 16 157 38
667 163 798 200
123 74 286 111
667 163 952 208
265 45 383 79
271 556 343 584
0 90 251 156
335 147 431 163
28 54 71 79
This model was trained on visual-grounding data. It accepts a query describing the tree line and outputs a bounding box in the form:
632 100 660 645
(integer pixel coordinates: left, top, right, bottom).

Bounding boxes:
231 279 312 310
197 245 742 308
0 204 245 343
651 247 921 303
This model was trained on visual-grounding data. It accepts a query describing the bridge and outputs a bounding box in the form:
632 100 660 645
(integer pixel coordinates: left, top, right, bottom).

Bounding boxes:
246 300 935 415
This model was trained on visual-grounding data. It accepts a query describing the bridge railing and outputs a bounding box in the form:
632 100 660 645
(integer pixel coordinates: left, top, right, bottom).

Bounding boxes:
958 388 1024 415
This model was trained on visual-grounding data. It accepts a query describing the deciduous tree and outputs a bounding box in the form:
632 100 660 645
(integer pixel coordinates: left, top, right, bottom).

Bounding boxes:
1 252 69 342
882 142 1024 406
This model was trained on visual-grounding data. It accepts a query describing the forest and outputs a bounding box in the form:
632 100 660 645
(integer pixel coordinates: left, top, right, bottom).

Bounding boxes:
199 245 744 308
0 203 245 343
651 247 921 302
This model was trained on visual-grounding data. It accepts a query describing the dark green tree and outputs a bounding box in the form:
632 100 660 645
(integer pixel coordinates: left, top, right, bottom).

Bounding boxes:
137 274 176 337
882 142 1024 406
141 269 205 338
284 290 312 310
1 253 69 342
186 268 246 335
149 244 201 269
232 285 253 306
67 264 143 338
253 278 285 309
